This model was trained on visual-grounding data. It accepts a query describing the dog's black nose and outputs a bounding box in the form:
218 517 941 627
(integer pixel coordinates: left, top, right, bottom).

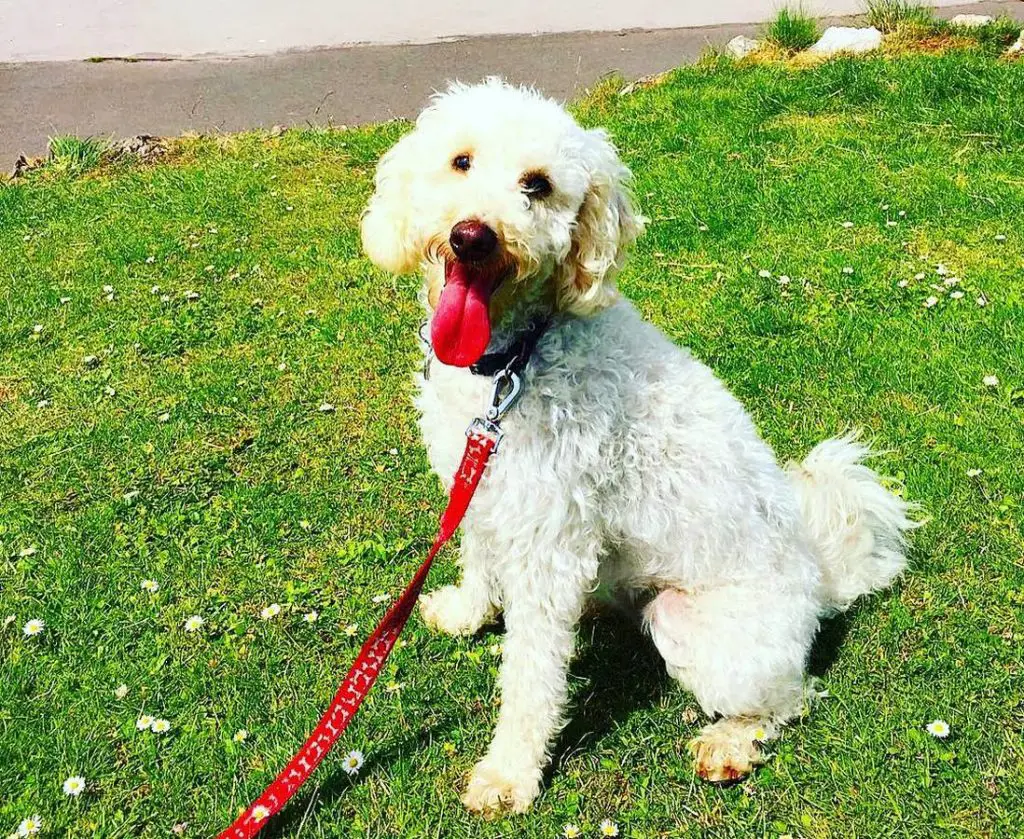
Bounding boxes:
449 220 498 262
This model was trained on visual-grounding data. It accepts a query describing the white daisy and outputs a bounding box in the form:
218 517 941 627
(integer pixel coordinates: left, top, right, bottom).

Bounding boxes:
233 729 249 743
599 819 620 837
898 210 906 218
260 603 282 620
136 714 155 730
488 643 502 657
251 805 270 822
171 823 188 835
976 294 988 307
342 749 364 775
184 290 200 301
19 546 37 557
32 324 43 334
966 468 982 477
842 266 854 275
151 718 171 733
994 234 1006 242
103 285 114 293
385 680 405 693
114 683 129 699
923 296 938 308
886 220 898 228
898 279 909 288
936 264 948 276
371 593 391 604
943 276 959 287
36 400 50 409
62 775 86 796
757 269 771 278
183 615 205 632
23 619 44 637
160 294 170 303
151 285 160 294
914 272 925 280
146 255 156 263
563 824 582 838
983 375 999 388
926 719 950 738
277 362 287 371
841 221 854 228
318 402 335 413
60 296 71 304
303 610 319 623
950 291 964 300
17 815 42 836
777 275 791 286
158 412 171 423
141 579 160 593
698 223 709 231
344 623 359 637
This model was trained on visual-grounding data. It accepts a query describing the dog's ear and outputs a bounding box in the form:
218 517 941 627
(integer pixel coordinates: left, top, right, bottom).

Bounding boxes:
361 130 424 274
556 129 644 315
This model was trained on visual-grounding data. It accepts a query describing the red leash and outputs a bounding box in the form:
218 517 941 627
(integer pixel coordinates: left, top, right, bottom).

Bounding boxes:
217 389 518 837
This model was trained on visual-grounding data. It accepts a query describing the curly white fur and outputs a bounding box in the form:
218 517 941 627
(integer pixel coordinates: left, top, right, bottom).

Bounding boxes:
362 78 916 813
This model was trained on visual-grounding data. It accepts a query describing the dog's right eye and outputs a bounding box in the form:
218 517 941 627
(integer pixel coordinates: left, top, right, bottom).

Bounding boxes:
452 154 472 172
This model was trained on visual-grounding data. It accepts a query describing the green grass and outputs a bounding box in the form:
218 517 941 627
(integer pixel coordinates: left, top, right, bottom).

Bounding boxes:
45 135 108 176
3 49 1024 839
763 8 821 52
864 0 935 33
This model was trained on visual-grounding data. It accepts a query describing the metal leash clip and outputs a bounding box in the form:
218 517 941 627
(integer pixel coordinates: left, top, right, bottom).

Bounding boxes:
466 363 524 450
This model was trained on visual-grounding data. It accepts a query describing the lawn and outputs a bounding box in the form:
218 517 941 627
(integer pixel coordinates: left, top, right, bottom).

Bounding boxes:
2 47 1024 839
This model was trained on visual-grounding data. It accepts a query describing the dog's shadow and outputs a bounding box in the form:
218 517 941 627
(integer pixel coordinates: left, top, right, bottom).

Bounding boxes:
263 608 854 833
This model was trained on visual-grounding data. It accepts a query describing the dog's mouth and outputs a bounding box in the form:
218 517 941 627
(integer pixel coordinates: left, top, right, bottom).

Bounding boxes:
431 259 508 367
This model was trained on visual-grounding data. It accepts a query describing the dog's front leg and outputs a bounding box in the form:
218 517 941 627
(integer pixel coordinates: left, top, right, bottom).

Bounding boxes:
461 567 587 815
420 526 498 636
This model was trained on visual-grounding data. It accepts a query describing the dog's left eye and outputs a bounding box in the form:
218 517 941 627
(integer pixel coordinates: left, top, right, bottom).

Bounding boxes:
521 173 552 199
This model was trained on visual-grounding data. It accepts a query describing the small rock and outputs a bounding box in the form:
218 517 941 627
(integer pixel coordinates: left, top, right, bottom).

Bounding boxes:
726 35 760 59
949 14 993 28
808 26 883 56
1008 31 1023 54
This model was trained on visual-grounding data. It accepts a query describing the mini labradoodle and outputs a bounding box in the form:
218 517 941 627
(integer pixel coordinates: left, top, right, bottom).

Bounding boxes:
361 77 915 815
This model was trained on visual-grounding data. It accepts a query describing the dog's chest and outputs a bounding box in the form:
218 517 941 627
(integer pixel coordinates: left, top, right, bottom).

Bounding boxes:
415 363 494 487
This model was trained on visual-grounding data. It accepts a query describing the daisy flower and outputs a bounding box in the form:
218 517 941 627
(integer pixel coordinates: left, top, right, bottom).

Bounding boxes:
841 221 854 228
923 296 938 308
171 823 188 835
233 729 249 743
949 291 964 300
114 683 129 699
983 375 999 388
62 775 86 796
936 264 948 276
318 402 336 413
102 284 114 294
184 290 200 301
600 819 620 837
141 579 160 593
303 610 319 623
842 266 854 275
344 623 359 637
976 295 988 307
697 223 709 232
146 255 156 264
371 593 391 604
994 234 1006 242
757 269 771 278
183 615 205 632
19 546 37 557
342 749 364 776
157 412 171 423
966 468 982 477
563 824 582 838
260 603 282 620
898 279 909 288
36 400 50 409
151 718 171 734
251 805 270 822
777 275 791 286
23 619 44 637
488 643 502 657
926 719 950 738
32 324 43 334
17 815 42 836
385 680 405 693
136 714 155 730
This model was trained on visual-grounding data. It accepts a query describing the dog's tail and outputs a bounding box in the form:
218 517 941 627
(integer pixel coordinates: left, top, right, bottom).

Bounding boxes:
786 432 917 614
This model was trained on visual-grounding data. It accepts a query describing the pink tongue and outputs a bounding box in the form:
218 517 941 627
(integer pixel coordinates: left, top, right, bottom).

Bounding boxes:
431 262 494 367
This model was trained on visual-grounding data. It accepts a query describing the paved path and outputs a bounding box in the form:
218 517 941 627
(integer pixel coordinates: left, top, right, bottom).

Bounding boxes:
1 1 1020 167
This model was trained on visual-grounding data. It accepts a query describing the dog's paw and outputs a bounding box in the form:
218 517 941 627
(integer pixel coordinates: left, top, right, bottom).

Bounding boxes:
461 758 540 816
688 718 773 783
419 585 494 636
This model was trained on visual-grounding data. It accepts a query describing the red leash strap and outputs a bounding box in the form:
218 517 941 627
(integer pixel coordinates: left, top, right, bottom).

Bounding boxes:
217 427 498 839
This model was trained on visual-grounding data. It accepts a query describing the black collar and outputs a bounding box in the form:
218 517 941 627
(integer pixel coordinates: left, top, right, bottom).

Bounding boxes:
469 318 550 377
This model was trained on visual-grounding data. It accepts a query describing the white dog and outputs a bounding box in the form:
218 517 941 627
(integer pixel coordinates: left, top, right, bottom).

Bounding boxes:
361 77 915 815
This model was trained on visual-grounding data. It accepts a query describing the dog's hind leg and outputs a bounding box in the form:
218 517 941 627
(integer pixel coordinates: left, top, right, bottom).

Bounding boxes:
420 527 499 636
644 582 817 781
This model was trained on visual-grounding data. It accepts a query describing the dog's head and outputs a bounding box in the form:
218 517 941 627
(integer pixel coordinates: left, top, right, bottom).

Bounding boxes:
361 77 643 367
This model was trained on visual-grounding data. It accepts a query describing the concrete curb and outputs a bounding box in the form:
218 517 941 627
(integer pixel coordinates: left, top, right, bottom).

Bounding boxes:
1 0 1021 166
